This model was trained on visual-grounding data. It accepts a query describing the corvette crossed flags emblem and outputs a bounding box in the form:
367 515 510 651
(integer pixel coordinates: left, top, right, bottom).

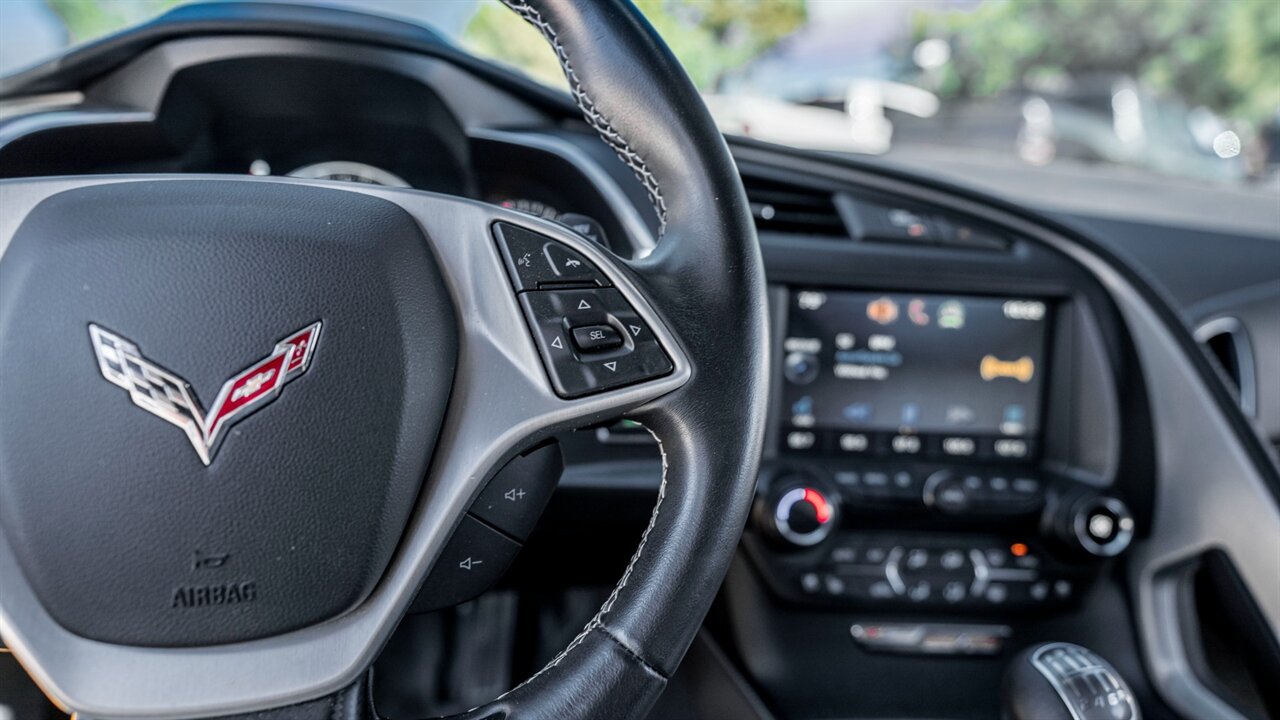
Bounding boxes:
88 322 321 465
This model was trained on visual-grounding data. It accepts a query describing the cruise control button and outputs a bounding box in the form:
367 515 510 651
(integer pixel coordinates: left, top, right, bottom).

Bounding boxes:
494 222 609 291
410 515 521 613
572 324 623 352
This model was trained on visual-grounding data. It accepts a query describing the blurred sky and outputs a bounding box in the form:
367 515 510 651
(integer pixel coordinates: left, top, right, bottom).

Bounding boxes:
0 0 68 76
0 0 483 76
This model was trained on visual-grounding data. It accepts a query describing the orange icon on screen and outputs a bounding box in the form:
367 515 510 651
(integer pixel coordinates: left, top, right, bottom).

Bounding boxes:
867 297 899 325
980 355 1035 383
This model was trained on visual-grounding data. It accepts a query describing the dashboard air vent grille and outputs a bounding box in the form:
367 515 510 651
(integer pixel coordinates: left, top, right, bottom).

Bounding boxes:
1194 317 1257 417
741 175 848 237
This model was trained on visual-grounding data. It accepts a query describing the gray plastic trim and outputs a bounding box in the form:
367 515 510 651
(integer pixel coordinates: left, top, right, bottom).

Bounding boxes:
949 197 1276 720
1193 315 1257 418
957 203 1277 720
0 174 689 719
0 91 86 120
0 109 153 149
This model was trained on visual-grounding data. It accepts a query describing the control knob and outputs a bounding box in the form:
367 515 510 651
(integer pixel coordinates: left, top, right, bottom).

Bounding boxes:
1048 492 1135 558
765 480 838 547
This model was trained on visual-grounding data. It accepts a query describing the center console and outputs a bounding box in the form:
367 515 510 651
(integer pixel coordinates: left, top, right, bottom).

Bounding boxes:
745 287 1136 619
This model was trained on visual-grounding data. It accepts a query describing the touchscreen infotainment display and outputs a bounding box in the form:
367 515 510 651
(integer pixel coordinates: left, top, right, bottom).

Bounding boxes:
782 290 1050 458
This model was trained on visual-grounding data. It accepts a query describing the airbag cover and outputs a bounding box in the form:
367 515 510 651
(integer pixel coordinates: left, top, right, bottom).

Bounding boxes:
0 180 455 646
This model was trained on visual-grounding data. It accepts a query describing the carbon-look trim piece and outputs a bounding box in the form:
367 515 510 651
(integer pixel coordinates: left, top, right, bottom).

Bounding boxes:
0 174 689 719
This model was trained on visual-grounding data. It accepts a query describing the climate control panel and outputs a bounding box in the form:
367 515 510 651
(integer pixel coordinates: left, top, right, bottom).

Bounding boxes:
788 534 1079 609
749 463 1135 614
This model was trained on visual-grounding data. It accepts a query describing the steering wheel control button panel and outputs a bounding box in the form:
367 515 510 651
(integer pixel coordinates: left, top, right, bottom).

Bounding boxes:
470 441 564 542
412 442 565 614
518 289 673 398
410 515 521 614
491 223 676 398
495 221 608 290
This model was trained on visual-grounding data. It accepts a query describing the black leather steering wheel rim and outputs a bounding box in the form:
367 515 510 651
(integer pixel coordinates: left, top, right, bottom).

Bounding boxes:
446 2 768 716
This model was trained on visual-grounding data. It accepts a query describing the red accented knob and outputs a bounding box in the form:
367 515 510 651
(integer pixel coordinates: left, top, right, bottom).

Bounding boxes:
773 485 837 547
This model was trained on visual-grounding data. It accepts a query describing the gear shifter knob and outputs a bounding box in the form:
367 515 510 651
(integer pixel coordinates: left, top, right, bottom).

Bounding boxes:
1002 642 1140 720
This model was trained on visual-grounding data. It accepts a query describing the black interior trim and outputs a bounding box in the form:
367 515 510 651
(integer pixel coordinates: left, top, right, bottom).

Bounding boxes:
1180 550 1280 719
0 2 575 119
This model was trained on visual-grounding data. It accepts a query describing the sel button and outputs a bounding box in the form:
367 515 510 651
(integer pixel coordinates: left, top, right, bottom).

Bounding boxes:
571 324 623 352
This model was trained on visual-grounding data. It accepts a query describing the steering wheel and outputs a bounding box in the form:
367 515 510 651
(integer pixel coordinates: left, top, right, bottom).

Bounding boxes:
0 1 767 719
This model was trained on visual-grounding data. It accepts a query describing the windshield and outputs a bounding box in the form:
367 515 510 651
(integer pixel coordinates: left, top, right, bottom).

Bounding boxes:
3 0 1279 191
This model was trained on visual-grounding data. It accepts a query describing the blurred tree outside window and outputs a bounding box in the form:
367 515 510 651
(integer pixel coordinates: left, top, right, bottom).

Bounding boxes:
913 0 1279 136
462 0 806 91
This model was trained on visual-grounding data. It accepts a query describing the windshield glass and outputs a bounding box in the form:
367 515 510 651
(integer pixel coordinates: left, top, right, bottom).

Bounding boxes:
3 0 1278 192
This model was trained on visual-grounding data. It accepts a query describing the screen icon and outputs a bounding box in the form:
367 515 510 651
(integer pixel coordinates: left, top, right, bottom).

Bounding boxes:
908 298 930 326
867 334 896 351
797 290 827 311
938 299 965 329
945 404 975 426
784 352 820 385
1001 405 1026 435
842 403 872 422
900 402 920 426
839 433 869 452
866 296 899 325
980 355 1036 383
791 396 815 427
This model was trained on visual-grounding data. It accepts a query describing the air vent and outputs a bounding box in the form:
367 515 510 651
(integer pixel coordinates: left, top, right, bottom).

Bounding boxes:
741 175 848 237
1194 317 1257 417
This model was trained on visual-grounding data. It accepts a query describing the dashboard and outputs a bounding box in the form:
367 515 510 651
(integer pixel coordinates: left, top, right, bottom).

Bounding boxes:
0 8 1276 720
0 50 634 256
